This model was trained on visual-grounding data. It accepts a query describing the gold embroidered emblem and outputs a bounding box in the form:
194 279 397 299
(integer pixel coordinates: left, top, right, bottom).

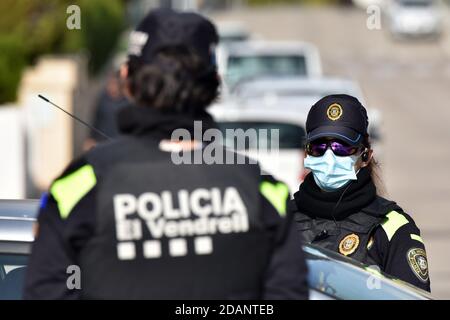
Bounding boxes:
339 233 360 256
327 103 343 121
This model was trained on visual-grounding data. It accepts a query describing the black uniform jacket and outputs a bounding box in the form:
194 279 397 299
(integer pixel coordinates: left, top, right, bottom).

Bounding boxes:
290 168 430 292
24 106 308 300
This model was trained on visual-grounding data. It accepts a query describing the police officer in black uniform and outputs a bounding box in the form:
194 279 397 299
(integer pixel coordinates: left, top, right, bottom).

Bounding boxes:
24 9 308 300
289 94 430 291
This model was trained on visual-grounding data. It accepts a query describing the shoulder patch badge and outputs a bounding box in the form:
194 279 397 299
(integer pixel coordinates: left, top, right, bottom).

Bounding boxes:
339 233 360 256
327 103 343 121
407 248 429 283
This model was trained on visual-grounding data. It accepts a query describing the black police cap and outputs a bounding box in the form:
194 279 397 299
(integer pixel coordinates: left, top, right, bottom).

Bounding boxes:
127 8 218 67
306 94 369 146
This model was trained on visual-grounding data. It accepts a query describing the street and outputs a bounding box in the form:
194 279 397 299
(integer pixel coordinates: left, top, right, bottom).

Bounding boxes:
211 5 450 299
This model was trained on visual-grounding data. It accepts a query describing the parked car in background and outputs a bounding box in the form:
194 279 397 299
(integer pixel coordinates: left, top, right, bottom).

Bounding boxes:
211 77 383 189
216 21 251 46
216 41 322 91
386 0 444 39
231 76 382 142
210 101 308 193
0 200 37 300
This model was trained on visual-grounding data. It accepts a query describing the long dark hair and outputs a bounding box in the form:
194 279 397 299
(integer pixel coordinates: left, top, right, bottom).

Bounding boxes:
362 135 386 196
127 46 220 113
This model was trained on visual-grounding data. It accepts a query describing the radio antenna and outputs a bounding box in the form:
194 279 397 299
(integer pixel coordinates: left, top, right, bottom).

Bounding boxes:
38 94 111 141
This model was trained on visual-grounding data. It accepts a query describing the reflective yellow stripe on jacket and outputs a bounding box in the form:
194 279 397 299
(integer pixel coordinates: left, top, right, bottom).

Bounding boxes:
50 164 97 219
259 181 289 216
381 210 409 241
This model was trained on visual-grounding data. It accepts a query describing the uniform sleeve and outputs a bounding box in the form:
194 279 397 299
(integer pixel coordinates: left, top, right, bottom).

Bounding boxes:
23 157 98 300
371 211 431 292
259 176 309 300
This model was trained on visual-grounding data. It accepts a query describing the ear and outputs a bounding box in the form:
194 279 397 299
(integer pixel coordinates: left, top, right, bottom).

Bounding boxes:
120 63 133 99
120 63 128 80
361 149 374 168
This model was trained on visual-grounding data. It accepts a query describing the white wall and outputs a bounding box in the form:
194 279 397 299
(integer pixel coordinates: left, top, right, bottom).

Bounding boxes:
0 106 25 199
20 57 78 191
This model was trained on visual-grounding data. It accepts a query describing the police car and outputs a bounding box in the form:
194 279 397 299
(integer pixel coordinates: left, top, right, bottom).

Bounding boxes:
0 200 37 299
0 200 432 300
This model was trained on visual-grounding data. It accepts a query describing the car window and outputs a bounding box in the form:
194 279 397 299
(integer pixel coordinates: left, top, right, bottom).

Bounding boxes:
226 55 307 88
239 88 355 100
217 121 306 150
237 88 319 99
0 254 28 300
220 35 249 45
398 0 433 7
304 246 429 300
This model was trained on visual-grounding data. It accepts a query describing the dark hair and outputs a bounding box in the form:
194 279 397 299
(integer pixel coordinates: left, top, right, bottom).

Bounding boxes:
362 135 386 196
127 46 220 113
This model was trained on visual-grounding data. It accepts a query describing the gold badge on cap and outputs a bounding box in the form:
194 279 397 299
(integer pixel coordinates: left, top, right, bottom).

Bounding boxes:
339 233 360 256
327 103 343 121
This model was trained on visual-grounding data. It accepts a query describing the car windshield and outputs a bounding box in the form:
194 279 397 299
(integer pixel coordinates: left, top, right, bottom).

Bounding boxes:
304 245 429 300
217 121 305 150
220 35 249 45
398 0 433 7
226 55 307 88
238 87 355 100
0 254 28 300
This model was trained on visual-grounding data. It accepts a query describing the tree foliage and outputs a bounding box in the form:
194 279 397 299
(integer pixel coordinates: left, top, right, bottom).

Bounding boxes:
0 0 125 104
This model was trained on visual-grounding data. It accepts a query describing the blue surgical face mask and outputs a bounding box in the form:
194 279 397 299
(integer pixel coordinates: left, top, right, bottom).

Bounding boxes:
304 149 360 192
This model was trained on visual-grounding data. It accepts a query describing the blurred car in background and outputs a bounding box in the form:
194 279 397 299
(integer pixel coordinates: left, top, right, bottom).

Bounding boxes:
210 102 307 192
352 0 386 9
230 76 382 142
216 21 251 46
0 200 37 300
216 41 322 92
0 200 432 300
386 0 444 38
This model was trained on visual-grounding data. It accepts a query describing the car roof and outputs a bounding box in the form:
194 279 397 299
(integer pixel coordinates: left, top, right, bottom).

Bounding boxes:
216 21 249 37
0 200 39 243
233 76 364 102
235 76 359 92
224 40 318 56
209 101 308 126
0 200 39 220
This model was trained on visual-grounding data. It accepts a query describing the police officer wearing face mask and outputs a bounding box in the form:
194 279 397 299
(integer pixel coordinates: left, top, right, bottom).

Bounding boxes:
289 94 431 292
24 9 308 300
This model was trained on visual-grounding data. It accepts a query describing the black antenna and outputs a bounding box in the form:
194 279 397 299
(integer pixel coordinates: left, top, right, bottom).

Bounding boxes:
38 94 111 141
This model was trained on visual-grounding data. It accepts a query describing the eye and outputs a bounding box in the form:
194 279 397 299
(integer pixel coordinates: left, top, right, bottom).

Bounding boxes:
331 142 358 156
308 143 327 156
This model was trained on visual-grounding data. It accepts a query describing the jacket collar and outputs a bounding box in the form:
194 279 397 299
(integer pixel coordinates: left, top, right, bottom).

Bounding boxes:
117 105 217 140
293 167 377 221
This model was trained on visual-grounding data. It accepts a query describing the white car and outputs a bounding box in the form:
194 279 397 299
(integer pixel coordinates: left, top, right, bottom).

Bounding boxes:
209 101 307 193
231 77 382 142
386 0 444 38
352 0 386 9
216 21 251 46
210 77 383 192
216 41 322 92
